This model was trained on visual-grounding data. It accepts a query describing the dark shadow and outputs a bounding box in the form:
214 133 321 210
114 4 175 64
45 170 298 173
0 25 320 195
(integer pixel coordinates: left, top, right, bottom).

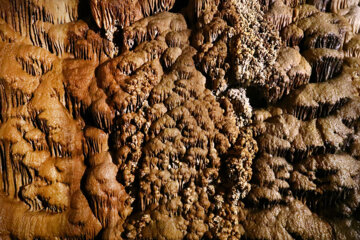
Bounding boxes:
246 86 268 109
77 0 102 33
170 0 190 13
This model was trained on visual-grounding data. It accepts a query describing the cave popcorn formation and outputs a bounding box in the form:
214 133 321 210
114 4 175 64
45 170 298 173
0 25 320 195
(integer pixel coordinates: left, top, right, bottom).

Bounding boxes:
0 0 359 239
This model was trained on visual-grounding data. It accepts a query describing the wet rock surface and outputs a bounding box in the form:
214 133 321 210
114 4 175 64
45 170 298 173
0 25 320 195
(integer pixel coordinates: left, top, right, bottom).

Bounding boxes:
0 0 359 239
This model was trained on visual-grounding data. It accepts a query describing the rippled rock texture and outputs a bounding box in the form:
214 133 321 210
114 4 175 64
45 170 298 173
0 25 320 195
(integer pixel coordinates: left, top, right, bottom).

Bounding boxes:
0 0 359 239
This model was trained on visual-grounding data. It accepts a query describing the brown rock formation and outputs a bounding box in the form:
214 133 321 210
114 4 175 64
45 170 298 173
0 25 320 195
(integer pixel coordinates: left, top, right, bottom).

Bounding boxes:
0 0 359 239
91 11 257 238
282 11 351 49
90 0 176 31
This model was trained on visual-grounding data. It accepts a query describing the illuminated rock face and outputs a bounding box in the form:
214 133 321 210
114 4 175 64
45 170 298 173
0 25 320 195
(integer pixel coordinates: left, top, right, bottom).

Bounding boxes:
0 0 359 239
